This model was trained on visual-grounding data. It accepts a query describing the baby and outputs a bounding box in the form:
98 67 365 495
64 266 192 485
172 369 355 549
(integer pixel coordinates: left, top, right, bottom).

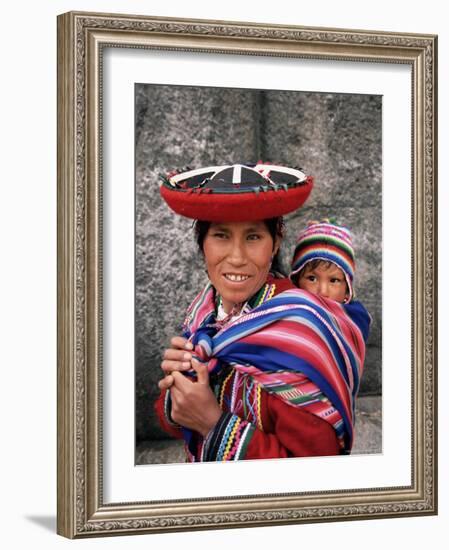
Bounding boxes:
290 219 355 304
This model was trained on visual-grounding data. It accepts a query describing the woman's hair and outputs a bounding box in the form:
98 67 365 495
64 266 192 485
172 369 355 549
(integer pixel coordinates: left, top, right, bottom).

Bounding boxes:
193 218 285 275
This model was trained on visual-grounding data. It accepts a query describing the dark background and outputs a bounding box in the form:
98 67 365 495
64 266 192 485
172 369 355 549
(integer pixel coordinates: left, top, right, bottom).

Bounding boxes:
135 83 382 445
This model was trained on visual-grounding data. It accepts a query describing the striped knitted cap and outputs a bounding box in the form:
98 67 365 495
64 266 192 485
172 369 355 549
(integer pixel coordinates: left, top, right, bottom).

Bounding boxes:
290 219 355 301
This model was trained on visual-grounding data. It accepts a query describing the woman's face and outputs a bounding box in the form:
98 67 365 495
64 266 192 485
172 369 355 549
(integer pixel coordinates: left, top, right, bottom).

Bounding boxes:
203 221 280 314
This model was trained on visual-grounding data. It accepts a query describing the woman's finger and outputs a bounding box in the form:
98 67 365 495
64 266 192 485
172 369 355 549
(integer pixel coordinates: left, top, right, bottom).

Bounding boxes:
170 336 194 351
158 374 174 390
161 359 191 373
171 370 194 392
163 348 192 362
191 359 209 385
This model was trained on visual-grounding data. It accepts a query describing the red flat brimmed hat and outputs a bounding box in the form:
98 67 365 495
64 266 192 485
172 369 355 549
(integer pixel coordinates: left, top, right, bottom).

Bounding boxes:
159 163 313 222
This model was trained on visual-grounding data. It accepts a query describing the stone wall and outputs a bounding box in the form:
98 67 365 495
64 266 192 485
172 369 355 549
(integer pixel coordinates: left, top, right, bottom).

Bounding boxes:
135 84 382 442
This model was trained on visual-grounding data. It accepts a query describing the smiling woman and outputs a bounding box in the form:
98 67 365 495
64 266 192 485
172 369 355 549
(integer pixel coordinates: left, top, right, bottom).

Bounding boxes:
201 220 280 313
154 163 371 462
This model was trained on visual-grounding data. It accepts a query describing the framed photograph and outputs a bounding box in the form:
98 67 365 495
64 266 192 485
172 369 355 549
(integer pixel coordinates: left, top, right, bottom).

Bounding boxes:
57 11 437 538
134 82 383 468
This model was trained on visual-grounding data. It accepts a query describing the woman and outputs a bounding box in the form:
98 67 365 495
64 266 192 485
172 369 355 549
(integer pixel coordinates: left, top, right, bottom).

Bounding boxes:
155 163 370 462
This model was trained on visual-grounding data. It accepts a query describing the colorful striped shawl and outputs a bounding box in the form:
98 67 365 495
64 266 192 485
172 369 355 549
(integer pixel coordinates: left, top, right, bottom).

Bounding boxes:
182 282 371 452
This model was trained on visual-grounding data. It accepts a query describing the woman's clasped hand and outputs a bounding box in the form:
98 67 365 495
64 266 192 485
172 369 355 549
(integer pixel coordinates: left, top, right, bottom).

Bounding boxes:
159 336 222 437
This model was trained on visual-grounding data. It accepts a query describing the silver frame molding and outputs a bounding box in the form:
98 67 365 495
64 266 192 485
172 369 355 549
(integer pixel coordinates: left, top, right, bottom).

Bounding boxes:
57 11 438 538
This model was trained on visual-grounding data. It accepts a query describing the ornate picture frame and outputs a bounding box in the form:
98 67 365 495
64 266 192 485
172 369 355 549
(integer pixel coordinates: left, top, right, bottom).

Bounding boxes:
57 11 437 538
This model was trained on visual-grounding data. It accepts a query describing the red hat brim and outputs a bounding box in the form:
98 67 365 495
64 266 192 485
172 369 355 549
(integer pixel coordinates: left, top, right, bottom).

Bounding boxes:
160 177 313 222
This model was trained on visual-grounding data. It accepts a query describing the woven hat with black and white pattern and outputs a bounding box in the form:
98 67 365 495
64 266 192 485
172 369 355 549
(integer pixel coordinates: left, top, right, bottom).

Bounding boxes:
159 163 313 222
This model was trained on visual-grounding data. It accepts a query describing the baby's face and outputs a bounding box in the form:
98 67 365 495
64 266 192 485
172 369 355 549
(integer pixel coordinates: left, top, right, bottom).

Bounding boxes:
297 262 348 303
